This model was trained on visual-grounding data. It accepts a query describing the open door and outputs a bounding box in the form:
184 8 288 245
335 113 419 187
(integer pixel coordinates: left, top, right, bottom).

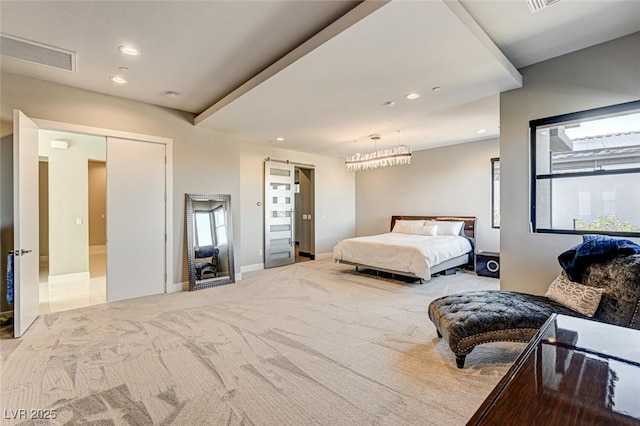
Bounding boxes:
13 110 40 337
264 160 295 268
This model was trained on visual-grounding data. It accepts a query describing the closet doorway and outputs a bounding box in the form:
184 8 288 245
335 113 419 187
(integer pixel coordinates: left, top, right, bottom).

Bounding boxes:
13 110 173 336
37 130 107 314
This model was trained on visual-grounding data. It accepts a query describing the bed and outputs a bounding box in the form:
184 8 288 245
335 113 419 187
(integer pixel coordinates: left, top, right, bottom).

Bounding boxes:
333 215 476 282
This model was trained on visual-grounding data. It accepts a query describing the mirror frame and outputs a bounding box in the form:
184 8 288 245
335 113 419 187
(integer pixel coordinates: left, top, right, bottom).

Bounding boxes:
186 193 235 291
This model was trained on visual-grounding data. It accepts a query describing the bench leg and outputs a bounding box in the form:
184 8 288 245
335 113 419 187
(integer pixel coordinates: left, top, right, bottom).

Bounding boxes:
455 354 466 369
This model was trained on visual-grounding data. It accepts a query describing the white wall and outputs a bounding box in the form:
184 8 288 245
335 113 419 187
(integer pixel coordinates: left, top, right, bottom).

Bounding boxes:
0 72 356 286
355 138 500 253
500 32 640 295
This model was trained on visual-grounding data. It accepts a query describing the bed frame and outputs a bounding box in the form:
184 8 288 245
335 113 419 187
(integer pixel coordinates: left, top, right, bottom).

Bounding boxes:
339 215 476 283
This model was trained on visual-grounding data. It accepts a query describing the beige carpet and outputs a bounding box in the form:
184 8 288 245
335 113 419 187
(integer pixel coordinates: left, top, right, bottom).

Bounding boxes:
0 259 524 425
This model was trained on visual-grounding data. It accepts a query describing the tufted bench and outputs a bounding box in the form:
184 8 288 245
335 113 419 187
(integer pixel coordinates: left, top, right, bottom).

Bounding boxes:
428 291 582 368
428 254 640 368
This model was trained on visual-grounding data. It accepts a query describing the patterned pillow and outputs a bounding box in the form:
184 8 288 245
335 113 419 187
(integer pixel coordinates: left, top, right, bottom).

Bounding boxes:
545 273 605 317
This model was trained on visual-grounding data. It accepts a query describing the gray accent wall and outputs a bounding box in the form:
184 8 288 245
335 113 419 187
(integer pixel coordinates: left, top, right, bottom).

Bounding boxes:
500 32 640 295
354 138 500 253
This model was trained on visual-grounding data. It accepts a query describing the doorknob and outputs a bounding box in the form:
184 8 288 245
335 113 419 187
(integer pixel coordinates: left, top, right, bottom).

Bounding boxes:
19 249 32 255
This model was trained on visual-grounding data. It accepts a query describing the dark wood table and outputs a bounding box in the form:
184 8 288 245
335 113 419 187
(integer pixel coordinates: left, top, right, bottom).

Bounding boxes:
468 314 640 425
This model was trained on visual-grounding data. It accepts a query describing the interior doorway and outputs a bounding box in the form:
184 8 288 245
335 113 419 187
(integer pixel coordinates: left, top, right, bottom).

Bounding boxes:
294 166 315 263
12 110 173 337
37 131 107 314
263 159 315 269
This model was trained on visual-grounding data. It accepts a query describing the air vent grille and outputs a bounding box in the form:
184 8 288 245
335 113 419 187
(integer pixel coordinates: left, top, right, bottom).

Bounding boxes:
526 0 563 13
0 34 76 71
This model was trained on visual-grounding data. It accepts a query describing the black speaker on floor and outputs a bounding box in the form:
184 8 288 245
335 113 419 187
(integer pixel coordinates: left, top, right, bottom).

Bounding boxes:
476 252 500 278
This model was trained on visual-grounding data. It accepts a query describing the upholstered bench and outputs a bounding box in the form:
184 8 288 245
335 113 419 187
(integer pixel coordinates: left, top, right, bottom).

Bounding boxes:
429 253 640 368
428 291 582 368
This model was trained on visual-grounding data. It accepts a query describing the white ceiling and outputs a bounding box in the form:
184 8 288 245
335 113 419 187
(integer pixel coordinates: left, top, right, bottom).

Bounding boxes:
2 0 639 158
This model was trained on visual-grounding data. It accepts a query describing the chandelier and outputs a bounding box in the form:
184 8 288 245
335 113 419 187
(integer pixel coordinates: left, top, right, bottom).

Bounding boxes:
345 133 412 172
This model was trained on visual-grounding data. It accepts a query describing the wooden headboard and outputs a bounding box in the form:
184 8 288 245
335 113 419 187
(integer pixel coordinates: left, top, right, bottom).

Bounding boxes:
390 215 477 240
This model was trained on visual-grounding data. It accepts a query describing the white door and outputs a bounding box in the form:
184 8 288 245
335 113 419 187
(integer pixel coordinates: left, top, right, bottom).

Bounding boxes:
264 160 295 268
107 137 165 301
13 110 40 337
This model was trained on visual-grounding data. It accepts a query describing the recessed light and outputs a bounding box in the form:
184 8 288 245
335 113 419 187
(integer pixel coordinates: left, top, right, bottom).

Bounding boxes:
476 129 487 134
118 46 140 56
275 137 285 142
164 91 179 98
405 93 421 100
118 66 130 72
432 86 442 92
110 76 127 84
383 101 395 107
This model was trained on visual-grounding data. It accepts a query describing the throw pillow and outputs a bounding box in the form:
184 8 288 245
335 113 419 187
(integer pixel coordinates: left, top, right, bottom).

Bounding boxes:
405 224 438 236
545 273 605 317
424 220 464 236
392 220 425 233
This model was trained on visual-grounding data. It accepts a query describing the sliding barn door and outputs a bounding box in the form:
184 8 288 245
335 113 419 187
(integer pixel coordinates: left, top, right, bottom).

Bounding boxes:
107 137 165 301
264 160 295 268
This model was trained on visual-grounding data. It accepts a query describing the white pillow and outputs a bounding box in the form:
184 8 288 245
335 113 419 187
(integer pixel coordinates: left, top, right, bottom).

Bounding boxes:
392 220 426 233
425 220 464 236
405 224 438 236
545 273 605 317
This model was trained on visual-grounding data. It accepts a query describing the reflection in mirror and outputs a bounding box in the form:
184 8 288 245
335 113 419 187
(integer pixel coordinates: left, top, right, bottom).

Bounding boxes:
186 193 235 291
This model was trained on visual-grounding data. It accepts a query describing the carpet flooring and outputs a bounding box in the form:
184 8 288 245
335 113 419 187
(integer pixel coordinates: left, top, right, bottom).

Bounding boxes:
0 259 524 425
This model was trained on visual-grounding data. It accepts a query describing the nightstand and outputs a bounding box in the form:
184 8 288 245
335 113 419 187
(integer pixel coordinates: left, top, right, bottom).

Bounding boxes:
476 251 500 278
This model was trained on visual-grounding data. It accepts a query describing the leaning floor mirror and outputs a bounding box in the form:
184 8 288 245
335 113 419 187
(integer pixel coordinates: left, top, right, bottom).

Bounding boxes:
186 193 235 291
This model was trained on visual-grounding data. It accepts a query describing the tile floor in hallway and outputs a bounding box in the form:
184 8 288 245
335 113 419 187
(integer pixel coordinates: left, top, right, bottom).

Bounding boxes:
39 247 106 314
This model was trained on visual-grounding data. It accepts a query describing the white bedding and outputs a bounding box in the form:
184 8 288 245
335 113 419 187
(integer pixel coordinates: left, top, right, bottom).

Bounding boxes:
333 233 472 279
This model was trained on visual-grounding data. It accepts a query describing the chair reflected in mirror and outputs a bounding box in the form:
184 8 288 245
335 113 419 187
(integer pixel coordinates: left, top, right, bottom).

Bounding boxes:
195 245 218 280
186 193 235 291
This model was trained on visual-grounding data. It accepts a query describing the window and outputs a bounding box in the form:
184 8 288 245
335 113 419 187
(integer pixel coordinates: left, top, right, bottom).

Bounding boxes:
194 210 214 246
530 100 640 236
213 206 227 245
491 158 500 228
194 207 228 247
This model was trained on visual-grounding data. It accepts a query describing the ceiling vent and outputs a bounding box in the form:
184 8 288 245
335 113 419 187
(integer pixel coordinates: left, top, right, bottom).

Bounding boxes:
526 0 563 13
0 34 76 72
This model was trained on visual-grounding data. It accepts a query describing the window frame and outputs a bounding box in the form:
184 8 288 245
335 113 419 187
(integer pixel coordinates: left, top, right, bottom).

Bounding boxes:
213 205 227 245
491 157 500 229
530 99 640 237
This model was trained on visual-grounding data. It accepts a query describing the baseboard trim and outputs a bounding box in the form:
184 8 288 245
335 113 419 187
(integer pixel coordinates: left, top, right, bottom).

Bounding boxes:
242 263 264 273
167 282 185 293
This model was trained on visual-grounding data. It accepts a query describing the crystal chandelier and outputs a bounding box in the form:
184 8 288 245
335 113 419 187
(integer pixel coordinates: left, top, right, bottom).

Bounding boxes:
345 133 412 172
